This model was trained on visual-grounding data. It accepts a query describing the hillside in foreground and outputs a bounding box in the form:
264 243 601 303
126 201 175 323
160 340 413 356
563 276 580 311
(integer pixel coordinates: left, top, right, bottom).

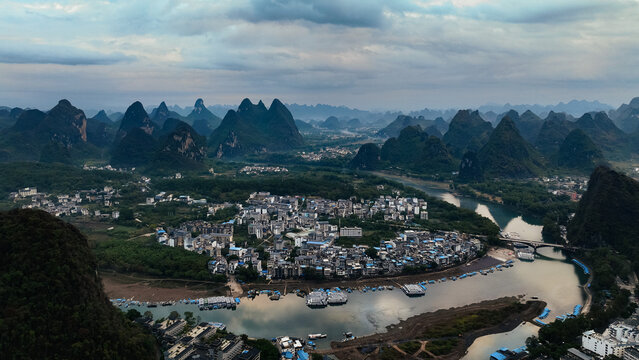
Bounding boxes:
0 209 159 359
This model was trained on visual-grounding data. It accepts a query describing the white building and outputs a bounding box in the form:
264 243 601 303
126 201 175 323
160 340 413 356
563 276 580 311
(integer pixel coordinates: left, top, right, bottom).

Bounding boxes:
19 187 37 197
582 330 629 358
339 227 362 237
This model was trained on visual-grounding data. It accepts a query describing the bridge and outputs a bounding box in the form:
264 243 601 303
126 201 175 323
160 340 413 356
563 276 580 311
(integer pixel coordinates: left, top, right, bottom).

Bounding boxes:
498 237 581 252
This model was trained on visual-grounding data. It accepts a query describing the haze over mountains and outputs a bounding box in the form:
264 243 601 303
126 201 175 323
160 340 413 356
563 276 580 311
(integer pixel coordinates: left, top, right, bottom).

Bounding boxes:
1 95 639 179
351 96 639 178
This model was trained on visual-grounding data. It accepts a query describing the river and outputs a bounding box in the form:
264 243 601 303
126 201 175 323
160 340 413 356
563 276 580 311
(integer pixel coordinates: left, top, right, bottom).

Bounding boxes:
144 175 586 359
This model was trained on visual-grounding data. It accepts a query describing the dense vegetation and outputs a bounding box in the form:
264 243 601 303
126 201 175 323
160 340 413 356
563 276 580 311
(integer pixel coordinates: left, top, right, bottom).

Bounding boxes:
557 129 605 172
568 166 639 273
477 116 545 178
442 109 493 157
422 302 528 339
94 237 220 281
351 126 455 173
526 166 639 358
526 251 636 358
208 98 304 158
455 180 576 221
0 209 159 359
0 162 132 197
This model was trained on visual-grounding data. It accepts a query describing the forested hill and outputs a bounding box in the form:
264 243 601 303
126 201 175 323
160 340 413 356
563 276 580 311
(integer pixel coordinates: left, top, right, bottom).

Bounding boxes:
0 209 159 359
568 166 639 272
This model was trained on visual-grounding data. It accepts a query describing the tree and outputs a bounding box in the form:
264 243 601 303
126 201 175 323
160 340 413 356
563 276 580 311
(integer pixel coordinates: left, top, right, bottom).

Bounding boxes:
365 247 378 258
169 310 180 320
184 311 195 326
125 308 142 321
119 207 134 221
143 311 153 320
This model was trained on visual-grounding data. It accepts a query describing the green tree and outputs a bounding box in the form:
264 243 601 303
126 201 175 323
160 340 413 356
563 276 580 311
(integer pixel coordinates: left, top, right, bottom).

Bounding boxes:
169 311 180 320
126 308 142 321
365 247 378 258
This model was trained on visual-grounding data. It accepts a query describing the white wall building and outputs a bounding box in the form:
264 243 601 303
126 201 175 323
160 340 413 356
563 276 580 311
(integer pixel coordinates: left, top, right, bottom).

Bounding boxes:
582 330 629 358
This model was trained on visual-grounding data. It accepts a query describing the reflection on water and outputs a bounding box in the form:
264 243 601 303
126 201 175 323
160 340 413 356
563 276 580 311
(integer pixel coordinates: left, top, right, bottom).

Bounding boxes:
475 204 497 224
462 323 538 359
389 176 545 241
441 192 461 207
147 255 584 355
503 217 544 242
144 176 586 359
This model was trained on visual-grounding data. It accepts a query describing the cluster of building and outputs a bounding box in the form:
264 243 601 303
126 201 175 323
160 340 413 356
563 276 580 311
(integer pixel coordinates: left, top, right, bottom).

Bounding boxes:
239 192 428 241
10 186 121 218
539 176 588 202
262 228 479 280
145 191 208 206
577 321 639 359
82 164 130 172
297 147 355 161
239 165 288 175
138 318 260 360
154 192 483 281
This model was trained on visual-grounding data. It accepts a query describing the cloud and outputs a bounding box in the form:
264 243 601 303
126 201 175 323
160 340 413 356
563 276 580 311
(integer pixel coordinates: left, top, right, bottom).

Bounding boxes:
233 0 400 28
414 0 637 24
0 42 135 65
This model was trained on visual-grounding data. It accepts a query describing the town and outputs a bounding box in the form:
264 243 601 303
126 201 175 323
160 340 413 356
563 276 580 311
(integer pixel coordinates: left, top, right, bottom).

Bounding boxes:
157 192 483 281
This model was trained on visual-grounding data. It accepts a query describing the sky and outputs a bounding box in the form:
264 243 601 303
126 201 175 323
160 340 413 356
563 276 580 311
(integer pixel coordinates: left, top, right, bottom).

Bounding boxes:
1 0 639 112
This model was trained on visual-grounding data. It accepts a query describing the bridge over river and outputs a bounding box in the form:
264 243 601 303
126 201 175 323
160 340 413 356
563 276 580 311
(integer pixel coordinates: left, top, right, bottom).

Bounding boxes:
498 237 581 252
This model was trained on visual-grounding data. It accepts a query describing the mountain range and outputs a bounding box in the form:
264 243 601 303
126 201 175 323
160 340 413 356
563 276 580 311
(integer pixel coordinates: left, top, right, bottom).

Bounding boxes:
351 125 454 173
208 98 303 158
111 102 206 169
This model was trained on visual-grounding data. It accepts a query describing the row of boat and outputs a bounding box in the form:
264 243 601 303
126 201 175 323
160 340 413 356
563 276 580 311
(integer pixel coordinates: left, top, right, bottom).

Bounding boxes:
534 304 583 326
400 260 516 297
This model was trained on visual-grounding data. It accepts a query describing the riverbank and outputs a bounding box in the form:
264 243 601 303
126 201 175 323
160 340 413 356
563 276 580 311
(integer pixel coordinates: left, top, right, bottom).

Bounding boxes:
101 272 229 302
319 296 545 360
100 252 508 301
242 253 505 294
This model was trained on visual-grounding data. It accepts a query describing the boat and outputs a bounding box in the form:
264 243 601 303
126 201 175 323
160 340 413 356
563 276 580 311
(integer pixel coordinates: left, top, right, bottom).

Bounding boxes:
538 308 550 319
517 251 535 261
308 334 327 340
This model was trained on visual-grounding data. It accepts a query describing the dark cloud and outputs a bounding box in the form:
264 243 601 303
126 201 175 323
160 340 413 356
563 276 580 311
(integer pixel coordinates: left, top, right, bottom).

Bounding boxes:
233 0 391 28
0 43 134 66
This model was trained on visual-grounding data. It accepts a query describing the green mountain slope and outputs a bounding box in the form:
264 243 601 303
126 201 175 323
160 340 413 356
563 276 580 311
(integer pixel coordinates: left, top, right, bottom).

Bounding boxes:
574 112 629 156
150 101 183 127
209 98 303 158
568 166 639 272
442 110 493 157
478 116 545 178
0 208 158 359
380 125 455 173
503 109 544 143
458 151 484 182
186 98 221 136
557 129 605 172
535 111 576 156
350 142 382 170
115 101 158 142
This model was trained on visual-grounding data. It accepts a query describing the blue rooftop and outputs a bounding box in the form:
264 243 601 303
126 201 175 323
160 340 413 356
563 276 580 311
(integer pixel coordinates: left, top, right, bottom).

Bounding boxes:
297 350 309 360
490 352 507 360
